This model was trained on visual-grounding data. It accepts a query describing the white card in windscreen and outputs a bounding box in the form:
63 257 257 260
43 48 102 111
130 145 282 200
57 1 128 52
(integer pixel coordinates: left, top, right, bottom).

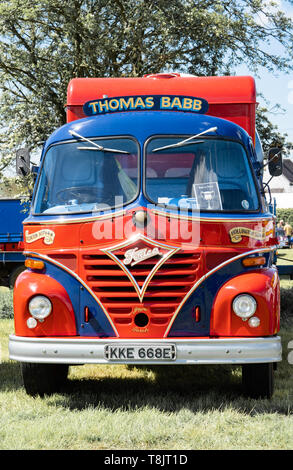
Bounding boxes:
192 182 222 210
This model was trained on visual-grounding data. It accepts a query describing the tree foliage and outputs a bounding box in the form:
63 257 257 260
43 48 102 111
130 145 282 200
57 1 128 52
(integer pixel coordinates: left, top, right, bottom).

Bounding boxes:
0 0 292 178
276 208 293 225
256 103 293 155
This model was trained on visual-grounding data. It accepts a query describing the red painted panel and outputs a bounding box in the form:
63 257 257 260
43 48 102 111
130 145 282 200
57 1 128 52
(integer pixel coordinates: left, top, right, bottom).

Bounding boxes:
66 75 256 139
210 269 280 337
14 270 76 337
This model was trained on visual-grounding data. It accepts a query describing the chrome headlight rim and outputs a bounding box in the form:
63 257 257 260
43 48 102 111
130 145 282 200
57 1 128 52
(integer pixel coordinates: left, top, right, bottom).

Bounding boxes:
28 295 52 320
232 294 257 320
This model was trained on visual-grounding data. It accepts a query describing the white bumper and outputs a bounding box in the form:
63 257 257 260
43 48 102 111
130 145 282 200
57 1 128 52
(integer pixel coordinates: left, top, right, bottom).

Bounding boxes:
9 334 282 365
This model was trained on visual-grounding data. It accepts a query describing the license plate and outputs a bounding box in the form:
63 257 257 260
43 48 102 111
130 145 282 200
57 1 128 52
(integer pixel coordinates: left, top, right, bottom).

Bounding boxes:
104 344 176 361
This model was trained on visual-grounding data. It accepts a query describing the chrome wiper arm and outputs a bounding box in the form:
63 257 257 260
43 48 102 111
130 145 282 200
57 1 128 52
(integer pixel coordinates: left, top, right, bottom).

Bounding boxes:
69 130 130 154
69 130 103 149
152 126 218 152
76 146 129 154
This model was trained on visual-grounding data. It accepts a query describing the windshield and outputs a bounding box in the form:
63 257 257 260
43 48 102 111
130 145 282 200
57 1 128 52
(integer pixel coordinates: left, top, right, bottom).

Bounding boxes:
33 138 139 214
145 137 259 212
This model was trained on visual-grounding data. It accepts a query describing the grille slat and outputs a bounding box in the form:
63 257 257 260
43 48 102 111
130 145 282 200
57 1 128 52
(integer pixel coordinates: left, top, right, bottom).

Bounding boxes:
96 289 188 297
87 278 196 287
85 267 198 276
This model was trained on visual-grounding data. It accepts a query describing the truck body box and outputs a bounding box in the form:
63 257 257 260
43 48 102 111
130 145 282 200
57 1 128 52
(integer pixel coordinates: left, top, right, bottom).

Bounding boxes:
66 75 257 142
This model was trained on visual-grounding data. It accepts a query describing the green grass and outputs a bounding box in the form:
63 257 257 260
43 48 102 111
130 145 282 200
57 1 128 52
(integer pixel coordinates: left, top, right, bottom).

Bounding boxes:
276 248 293 266
0 287 13 319
0 284 293 450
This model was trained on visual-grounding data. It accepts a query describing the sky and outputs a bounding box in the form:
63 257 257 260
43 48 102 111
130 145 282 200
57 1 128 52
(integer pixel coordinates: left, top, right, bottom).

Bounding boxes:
235 0 293 156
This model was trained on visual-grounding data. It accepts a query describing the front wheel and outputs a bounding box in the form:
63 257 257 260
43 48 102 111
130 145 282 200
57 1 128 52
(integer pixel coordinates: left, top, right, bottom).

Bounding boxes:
21 363 69 396
242 363 274 399
9 265 26 288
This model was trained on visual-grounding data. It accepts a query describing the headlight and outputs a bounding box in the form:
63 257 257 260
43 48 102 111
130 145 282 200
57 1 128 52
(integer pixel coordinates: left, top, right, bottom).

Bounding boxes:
28 295 52 320
232 294 257 320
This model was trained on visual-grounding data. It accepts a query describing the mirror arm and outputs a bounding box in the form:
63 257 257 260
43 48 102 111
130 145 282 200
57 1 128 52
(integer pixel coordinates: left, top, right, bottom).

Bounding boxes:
265 175 273 187
256 158 270 177
256 149 282 177
261 181 272 206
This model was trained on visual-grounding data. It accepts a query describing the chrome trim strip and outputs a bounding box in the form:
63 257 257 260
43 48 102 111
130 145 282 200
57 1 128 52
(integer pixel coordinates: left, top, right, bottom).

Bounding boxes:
23 209 274 225
9 334 282 365
152 210 273 223
23 209 126 225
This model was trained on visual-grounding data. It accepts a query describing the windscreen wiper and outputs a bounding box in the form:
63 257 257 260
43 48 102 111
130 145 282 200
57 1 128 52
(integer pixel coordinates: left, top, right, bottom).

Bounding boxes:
152 126 218 152
69 130 130 154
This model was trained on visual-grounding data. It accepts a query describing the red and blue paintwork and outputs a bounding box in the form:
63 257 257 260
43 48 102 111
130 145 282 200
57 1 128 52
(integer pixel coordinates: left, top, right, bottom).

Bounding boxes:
14 211 278 339
13 76 280 342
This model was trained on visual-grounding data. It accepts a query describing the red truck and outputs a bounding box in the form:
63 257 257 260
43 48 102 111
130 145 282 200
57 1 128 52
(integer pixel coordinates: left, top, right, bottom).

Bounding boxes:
9 74 282 397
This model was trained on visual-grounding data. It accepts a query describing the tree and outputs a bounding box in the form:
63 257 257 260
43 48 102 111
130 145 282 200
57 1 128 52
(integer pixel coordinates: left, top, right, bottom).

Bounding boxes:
256 104 293 155
0 0 292 179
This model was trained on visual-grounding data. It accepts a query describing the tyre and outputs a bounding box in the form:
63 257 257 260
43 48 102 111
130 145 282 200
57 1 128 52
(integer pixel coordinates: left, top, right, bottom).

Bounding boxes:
9 265 26 288
242 363 274 399
21 363 69 396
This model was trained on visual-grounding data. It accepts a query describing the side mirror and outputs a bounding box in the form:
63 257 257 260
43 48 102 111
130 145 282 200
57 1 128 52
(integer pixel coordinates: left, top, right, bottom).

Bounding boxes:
268 147 282 177
16 148 31 176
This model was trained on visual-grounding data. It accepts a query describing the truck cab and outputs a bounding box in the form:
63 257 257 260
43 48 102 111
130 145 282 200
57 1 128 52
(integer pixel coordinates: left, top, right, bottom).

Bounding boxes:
9 74 281 397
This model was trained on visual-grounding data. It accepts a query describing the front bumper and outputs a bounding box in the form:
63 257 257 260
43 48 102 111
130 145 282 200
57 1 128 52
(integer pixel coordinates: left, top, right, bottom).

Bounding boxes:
9 335 282 365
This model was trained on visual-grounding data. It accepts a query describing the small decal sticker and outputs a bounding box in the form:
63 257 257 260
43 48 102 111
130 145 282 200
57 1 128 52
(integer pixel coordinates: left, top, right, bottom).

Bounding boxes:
229 227 266 243
25 229 55 245
241 200 250 209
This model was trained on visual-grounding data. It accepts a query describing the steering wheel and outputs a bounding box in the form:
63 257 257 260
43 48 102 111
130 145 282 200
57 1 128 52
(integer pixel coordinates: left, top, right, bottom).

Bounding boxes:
56 186 112 205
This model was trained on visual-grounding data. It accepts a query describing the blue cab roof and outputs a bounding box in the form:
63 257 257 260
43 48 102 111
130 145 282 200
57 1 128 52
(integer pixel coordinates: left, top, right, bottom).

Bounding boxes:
44 111 251 153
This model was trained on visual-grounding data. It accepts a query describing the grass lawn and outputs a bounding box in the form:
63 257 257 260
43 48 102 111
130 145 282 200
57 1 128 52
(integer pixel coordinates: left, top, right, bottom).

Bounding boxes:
276 248 293 266
0 285 292 450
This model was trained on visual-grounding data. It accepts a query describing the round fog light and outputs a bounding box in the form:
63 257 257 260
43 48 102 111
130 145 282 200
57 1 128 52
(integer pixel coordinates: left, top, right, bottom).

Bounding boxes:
27 317 38 329
248 316 261 328
232 294 257 320
28 295 52 320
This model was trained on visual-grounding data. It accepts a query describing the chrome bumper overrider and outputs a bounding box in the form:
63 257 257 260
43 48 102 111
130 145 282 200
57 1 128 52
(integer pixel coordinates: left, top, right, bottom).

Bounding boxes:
9 335 282 365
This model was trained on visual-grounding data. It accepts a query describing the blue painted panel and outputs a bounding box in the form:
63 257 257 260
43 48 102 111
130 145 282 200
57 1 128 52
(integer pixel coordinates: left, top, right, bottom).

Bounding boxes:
30 257 116 337
0 199 29 242
168 252 272 337
0 252 25 263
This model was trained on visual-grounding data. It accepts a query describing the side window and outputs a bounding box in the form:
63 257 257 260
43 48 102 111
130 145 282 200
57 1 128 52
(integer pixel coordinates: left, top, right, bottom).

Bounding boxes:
255 130 264 164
